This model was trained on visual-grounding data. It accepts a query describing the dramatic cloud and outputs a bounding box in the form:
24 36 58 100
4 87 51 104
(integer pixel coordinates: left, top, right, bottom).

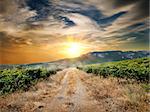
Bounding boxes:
0 0 149 64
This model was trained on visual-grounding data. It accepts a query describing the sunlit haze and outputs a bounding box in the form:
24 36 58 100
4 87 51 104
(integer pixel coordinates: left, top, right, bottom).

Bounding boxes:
66 42 84 58
0 0 148 64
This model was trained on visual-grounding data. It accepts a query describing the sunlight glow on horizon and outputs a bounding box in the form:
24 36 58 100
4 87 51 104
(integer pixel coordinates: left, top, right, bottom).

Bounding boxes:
66 42 83 57
58 36 91 58
65 42 84 58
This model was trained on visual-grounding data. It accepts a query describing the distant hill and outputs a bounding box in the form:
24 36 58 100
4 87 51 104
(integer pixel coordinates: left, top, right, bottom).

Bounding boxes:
78 50 150 64
0 50 149 69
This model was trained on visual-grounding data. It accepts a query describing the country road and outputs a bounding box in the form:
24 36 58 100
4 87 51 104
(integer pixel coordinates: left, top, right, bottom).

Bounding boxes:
0 68 149 112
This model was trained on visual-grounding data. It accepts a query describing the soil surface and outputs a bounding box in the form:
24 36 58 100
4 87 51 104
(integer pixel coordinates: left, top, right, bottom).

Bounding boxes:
0 68 149 112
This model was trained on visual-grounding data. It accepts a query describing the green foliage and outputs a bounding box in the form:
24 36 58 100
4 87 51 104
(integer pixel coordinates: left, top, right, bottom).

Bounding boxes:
79 58 150 83
0 68 57 95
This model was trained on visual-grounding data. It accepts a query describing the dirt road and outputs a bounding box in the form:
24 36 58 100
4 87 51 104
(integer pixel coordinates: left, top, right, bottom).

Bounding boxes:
0 68 149 112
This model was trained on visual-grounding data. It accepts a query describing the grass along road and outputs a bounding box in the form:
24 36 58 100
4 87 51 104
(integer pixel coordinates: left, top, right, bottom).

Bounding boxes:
0 68 149 112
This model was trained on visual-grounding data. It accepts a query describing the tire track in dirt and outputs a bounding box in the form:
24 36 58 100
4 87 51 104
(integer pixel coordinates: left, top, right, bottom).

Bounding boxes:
0 69 68 112
44 68 100 112
0 68 148 112
44 69 73 112
0 68 108 112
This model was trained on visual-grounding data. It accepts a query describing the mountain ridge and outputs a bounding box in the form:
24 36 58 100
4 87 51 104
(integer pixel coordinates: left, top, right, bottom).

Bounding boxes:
0 50 149 69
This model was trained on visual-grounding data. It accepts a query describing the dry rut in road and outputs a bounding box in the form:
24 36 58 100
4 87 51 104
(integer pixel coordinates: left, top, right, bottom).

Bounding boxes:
0 68 149 112
0 68 100 112
44 68 100 112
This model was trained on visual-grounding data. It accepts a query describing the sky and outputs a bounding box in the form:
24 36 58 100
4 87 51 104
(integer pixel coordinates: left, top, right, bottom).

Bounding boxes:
0 0 149 64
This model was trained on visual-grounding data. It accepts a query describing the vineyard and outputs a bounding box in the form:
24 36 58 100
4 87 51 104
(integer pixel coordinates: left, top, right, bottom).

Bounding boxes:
78 57 149 83
0 68 57 95
0 59 149 111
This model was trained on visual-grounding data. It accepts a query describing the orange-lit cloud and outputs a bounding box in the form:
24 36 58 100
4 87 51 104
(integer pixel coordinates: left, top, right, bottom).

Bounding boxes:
0 0 149 64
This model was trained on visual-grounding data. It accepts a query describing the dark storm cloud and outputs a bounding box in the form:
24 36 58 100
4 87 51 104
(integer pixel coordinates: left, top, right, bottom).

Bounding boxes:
95 0 149 46
0 0 17 14
26 0 76 27
113 0 138 7
0 31 34 47
129 0 149 20
0 0 149 50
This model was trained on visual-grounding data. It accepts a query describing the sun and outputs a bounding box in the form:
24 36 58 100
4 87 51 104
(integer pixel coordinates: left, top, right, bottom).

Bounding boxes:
66 42 83 58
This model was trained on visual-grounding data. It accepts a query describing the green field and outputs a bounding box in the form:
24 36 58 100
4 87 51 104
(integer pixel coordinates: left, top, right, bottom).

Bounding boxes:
78 57 149 83
0 57 149 95
0 68 57 95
